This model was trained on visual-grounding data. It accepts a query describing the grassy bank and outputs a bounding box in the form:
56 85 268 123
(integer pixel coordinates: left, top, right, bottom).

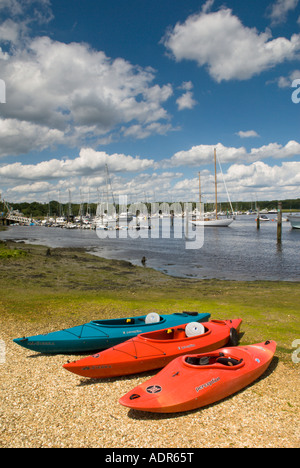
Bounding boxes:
0 241 299 362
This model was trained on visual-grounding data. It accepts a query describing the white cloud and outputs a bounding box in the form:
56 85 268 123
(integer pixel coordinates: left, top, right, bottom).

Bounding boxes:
249 140 300 159
0 34 174 157
225 161 300 195
167 143 246 167
268 0 299 25
172 160 300 202
0 19 23 43
276 69 300 87
0 149 155 183
0 118 66 157
122 122 173 139
162 7 300 82
178 81 194 91
202 0 215 14
236 130 260 138
0 0 53 24
165 140 300 167
8 181 52 194
2 145 300 203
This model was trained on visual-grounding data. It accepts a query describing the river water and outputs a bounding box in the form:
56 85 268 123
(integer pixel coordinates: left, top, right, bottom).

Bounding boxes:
0 215 299 281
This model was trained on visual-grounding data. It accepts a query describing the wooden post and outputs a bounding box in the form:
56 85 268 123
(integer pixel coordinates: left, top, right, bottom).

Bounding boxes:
256 206 260 230
277 201 282 244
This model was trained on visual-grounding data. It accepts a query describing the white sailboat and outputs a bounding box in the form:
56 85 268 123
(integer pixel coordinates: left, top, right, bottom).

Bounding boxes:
287 214 300 229
191 148 234 227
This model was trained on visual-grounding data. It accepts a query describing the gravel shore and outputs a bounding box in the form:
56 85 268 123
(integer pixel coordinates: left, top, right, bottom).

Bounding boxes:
1 319 299 449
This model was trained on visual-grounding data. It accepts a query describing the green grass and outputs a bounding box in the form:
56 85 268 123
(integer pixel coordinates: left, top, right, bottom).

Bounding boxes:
0 241 27 258
0 241 299 363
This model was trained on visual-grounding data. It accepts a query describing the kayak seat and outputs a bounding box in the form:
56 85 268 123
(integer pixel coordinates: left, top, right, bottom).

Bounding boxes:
174 328 186 339
186 356 210 366
185 355 243 367
216 357 243 366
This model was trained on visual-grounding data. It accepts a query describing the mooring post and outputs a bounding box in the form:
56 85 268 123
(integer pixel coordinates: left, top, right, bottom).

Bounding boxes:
256 206 260 230
277 201 282 244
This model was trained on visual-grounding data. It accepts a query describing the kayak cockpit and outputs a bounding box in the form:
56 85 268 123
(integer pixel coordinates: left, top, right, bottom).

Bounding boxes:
141 325 210 342
90 313 164 327
185 353 244 369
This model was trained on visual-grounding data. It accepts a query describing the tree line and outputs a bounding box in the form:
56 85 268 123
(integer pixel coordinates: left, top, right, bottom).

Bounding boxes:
1 198 299 218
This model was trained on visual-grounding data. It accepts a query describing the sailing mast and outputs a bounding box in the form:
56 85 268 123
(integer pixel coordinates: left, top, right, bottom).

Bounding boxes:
198 171 202 217
214 148 218 220
191 147 233 227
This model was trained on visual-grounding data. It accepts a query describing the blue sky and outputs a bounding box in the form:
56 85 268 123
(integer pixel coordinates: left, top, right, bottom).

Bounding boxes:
0 0 299 205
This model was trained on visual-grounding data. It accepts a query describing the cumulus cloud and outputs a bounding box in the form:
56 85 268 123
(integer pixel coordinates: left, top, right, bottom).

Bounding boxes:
2 144 300 202
202 0 215 14
0 148 155 183
0 31 174 157
267 0 299 25
236 130 260 138
275 69 300 87
172 160 300 202
162 7 300 82
8 181 53 194
165 140 300 167
225 161 300 194
176 91 197 110
0 118 66 158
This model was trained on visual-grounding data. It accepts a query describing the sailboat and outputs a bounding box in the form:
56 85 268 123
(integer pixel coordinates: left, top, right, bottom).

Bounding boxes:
191 148 234 227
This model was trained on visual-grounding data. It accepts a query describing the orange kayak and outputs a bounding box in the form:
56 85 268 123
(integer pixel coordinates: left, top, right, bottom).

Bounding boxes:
119 340 276 413
63 319 242 378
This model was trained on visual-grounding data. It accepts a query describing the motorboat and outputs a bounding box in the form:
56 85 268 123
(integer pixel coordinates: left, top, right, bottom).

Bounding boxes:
287 214 300 229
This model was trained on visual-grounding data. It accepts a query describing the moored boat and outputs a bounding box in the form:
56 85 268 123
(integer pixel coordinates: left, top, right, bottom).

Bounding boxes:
287 214 300 229
13 311 210 354
119 340 276 413
191 217 233 227
63 319 242 378
191 149 234 228
257 214 270 222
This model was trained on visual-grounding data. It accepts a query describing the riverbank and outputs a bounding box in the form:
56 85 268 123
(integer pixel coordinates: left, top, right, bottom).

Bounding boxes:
0 241 299 448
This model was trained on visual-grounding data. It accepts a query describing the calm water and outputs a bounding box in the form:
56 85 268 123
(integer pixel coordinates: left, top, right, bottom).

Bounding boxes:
1 216 299 281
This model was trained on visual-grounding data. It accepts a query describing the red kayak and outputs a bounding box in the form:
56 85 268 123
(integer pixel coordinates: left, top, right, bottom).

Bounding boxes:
119 340 276 413
63 319 242 378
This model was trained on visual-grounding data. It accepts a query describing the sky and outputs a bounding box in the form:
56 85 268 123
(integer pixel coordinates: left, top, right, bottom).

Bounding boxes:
0 0 300 206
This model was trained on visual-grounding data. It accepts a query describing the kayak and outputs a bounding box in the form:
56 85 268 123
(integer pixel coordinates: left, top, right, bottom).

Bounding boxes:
13 311 210 354
63 318 242 378
119 340 276 413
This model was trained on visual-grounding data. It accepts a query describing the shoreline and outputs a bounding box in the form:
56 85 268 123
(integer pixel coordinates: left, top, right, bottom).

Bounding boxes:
2 238 300 286
2 233 300 283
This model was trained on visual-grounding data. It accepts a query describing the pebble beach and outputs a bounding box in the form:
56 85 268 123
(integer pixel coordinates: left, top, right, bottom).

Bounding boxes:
1 319 299 449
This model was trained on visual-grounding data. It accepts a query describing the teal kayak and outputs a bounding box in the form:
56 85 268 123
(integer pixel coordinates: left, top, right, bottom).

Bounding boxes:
13 311 210 354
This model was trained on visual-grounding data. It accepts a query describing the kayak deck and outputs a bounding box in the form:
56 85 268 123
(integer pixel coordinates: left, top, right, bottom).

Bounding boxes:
63 319 242 378
119 340 277 413
13 311 211 354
